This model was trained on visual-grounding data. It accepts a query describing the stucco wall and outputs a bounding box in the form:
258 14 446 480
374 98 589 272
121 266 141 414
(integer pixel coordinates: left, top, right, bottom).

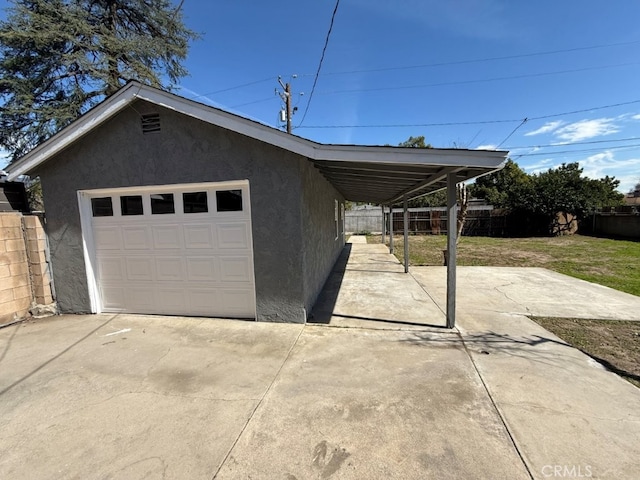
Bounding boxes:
34 100 310 322
299 160 345 314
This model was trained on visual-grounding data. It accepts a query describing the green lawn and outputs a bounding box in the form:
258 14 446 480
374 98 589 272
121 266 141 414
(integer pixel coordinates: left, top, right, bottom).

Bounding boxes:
368 234 640 297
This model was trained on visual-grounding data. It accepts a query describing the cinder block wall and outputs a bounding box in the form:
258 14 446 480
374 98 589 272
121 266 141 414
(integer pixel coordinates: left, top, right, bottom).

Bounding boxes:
23 215 54 305
0 213 54 324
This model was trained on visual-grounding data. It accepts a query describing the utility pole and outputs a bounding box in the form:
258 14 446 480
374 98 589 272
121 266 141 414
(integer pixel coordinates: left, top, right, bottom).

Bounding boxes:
277 76 299 134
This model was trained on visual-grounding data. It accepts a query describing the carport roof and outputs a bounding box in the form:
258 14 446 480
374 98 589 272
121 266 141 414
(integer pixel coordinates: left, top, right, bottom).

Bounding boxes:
7 81 508 203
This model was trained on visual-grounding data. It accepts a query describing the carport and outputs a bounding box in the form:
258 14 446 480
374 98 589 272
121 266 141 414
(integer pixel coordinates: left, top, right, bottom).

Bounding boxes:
313 147 508 328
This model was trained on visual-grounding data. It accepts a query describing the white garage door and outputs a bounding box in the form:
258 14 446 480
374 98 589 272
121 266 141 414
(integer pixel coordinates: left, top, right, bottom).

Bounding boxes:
80 181 256 318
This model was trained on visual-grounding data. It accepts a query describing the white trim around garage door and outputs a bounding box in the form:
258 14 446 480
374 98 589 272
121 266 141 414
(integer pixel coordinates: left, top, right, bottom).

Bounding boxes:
78 180 257 319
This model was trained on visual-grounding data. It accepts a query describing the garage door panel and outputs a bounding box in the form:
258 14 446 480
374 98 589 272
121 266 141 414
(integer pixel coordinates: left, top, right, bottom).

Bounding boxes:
187 289 219 313
88 182 255 318
217 223 250 249
152 225 183 249
156 257 184 281
220 289 256 313
94 227 123 250
101 286 126 310
220 257 252 282
184 224 215 249
98 257 125 281
126 257 155 282
155 288 186 311
122 226 152 250
186 257 219 282
125 287 155 310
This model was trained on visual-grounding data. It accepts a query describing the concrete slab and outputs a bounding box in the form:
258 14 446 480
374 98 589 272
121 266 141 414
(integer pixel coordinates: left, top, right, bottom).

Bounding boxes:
454 311 640 480
311 243 446 329
0 314 303 479
2 249 640 480
216 326 529 480
346 235 367 244
411 266 640 321
410 265 640 478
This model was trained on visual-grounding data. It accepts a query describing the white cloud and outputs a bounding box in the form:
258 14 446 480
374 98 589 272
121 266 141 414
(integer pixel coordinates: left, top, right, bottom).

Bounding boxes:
524 121 564 136
475 144 497 150
553 118 619 142
523 158 554 174
577 151 640 192
632 114 640 120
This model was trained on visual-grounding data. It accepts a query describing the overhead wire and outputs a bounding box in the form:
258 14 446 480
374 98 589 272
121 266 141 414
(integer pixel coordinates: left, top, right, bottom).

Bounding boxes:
315 61 640 96
512 143 640 158
497 118 528 149
296 0 341 128
296 99 640 129
300 39 640 78
503 135 640 151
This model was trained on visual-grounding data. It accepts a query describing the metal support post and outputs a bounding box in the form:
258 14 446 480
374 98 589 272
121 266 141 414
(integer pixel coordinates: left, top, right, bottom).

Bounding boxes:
389 207 394 254
403 196 409 273
381 205 386 244
446 173 457 328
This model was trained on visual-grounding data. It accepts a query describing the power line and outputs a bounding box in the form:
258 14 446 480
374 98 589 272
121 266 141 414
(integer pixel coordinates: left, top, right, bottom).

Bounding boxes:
316 61 640 96
497 118 528 148
184 77 275 101
295 99 640 129
300 39 640 78
504 136 640 150
514 143 640 158
297 119 521 129
297 0 341 128
528 99 640 121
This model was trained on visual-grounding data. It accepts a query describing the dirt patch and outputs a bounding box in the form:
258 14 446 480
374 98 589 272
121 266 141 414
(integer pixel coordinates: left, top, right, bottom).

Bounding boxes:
533 317 640 389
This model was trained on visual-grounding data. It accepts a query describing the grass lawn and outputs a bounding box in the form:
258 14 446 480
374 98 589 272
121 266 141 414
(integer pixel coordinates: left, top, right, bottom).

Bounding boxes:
368 234 640 297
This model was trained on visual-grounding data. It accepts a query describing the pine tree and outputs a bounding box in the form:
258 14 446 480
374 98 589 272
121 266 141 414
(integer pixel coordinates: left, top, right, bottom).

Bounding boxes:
0 0 198 160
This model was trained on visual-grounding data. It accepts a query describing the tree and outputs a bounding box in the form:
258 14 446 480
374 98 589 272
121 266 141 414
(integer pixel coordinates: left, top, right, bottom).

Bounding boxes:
397 135 432 149
471 160 624 235
469 159 532 209
528 163 623 219
0 0 198 160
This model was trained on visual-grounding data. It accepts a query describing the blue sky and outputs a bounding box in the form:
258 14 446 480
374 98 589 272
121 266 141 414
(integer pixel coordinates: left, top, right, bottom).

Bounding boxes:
2 0 640 193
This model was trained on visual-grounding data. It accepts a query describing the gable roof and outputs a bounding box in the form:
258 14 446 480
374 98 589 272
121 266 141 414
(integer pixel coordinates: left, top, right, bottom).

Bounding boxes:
7 81 508 204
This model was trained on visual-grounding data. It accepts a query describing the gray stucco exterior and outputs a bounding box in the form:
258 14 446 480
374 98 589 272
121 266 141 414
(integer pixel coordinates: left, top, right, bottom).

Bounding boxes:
34 99 344 323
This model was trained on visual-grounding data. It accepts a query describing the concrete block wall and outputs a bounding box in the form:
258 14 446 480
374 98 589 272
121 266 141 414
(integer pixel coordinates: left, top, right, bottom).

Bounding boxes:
23 215 54 305
0 213 54 324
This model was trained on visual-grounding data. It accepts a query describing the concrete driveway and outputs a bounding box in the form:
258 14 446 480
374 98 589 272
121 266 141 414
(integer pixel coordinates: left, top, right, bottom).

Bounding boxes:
1 239 640 479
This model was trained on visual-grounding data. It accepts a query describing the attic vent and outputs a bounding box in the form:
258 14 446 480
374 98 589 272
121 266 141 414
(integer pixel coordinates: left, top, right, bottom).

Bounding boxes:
141 113 161 134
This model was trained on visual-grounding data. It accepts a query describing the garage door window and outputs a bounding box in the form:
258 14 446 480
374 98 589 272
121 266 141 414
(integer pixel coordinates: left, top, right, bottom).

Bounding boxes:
183 191 208 213
120 195 143 215
216 190 242 212
151 193 175 214
91 197 113 217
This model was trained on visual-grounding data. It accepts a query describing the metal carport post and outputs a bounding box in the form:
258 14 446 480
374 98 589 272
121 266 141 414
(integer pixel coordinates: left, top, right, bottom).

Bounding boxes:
403 196 409 273
388 206 394 254
446 173 457 329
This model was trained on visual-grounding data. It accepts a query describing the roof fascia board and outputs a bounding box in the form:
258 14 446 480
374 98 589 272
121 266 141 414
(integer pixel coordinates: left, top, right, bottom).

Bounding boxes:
7 80 509 180
313 145 508 167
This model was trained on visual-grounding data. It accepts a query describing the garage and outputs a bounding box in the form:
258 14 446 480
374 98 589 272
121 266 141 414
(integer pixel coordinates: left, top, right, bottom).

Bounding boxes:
78 181 256 318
